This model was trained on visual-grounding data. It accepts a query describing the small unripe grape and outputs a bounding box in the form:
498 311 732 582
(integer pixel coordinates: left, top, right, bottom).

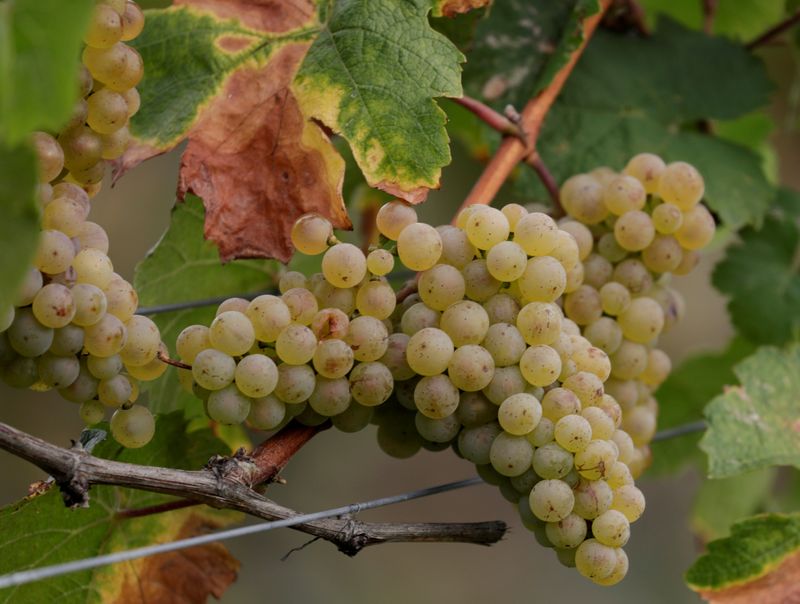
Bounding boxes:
322 243 367 288
366 248 394 276
658 161 704 210
355 280 396 319
490 432 533 477
614 210 655 251
560 174 607 224
652 202 683 234
498 392 542 435
207 385 252 425
209 311 255 357
376 200 417 240
675 204 715 250
309 376 351 416
603 175 646 215
618 297 664 344
291 214 332 255
247 395 286 430
110 405 155 448
192 348 236 391
624 152 665 193
397 223 442 271
529 479 575 522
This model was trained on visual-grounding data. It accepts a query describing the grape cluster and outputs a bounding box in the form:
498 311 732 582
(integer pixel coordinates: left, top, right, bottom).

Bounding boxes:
177 197 665 585
558 154 714 471
1 1 161 448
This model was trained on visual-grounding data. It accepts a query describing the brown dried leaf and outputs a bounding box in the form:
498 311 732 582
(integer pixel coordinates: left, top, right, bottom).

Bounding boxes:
698 551 800 604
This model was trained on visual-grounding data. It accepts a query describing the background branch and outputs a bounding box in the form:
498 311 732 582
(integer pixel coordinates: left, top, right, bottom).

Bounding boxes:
746 9 800 50
458 0 612 212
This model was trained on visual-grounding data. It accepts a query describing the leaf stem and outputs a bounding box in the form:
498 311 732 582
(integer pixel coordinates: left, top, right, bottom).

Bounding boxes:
746 9 800 50
450 96 523 139
702 0 718 35
457 0 612 214
525 152 563 216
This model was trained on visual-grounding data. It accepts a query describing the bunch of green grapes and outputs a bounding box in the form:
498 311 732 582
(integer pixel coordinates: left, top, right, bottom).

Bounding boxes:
556 154 715 472
174 202 643 585
0 0 159 449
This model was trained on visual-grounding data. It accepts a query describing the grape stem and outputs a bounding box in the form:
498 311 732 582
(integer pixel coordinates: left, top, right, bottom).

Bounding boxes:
702 0 718 34
746 8 800 49
450 96 524 139
525 152 563 216
0 420 506 559
156 350 192 370
457 0 612 213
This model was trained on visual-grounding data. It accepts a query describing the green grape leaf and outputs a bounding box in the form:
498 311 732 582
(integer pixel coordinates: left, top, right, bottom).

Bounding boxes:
0 141 39 312
692 469 777 543
686 513 800 602
293 0 463 204
638 0 786 41
712 194 800 345
701 345 800 479
0 413 240 604
0 0 94 143
124 0 469 261
134 196 277 415
649 337 756 475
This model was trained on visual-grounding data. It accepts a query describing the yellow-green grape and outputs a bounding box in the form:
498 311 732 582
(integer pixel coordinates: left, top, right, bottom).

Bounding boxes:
532 442 574 479
119 315 160 366
603 175 646 215
418 264 465 311
558 220 593 260
67 160 106 186
32 283 75 328
440 300 489 346
80 399 106 425
36 353 80 389
70 283 107 327
583 317 623 354
529 479 575 522
554 414 593 452
560 174 607 225
455 204 482 229
519 345 561 387
597 232 627 264
550 230 581 271
313 281 356 315
176 325 211 363
612 259 653 295
572 341 611 382
15 267 43 307
483 293 520 325
355 280 396 320
291 214 332 255
379 333 415 381
63 98 89 132
457 422 501 464
216 297 249 316
275 323 317 365
606 460 634 489
436 225 476 269
103 275 138 322
120 0 145 41
110 405 155 448
209 311 255 356
575 539 617 582
246 295 291 342
31 132 64 183
614 210 655 252
574 440 617 480
83 313 127 357
247 394 286 430
345 315 388 361
35 229 75 274
484 241 526 282
312 338 354 379
414 373 459 418
122 87 140 117
126 345 167 382
464 206 510 250
514 212 558 256
482 322 526 367
562 371 604 407
658 161 704 210
349 361 393 407
624 152 665 193
461 259 501 302
192 348 236 390
573 478 613 520
76 223 108 255
397 222 442 271
546 513 588 549
48 325 83 357
640 348 672 387
497 392 542 435
82 42 144 91
605 379 637 411
278 271 307 294
84 2 123 48
87 88 129 133
622 406 657 446
598 396 622 429
652 202 683 234
673 249 700 276
456 391 496 428
207 385 252 424
541 387 581 422
405 327 453 376
611 484 646 522
87 353 122 380
72 249 114 289
490 432 533 477
501 203 528 231
447 344 495 392
322 243 367 288
59 125 103 172
617 297 664 344
516 301 562 346
642 235 682 273
590 166 617 186
414 412 460 443
518 256 566 302
581 406 615 441
376 200 417 240
308 376 351 416
483 365 526 405
309 308 349 341
366 249 394 276
564 285 602 326
675 204 715 250
582 254 612 290
100 125 131 159
594 548 629 586
98 373 133 407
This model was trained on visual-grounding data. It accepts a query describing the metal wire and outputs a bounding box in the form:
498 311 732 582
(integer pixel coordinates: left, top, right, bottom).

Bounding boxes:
651 420 707 442
0 477 483 590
